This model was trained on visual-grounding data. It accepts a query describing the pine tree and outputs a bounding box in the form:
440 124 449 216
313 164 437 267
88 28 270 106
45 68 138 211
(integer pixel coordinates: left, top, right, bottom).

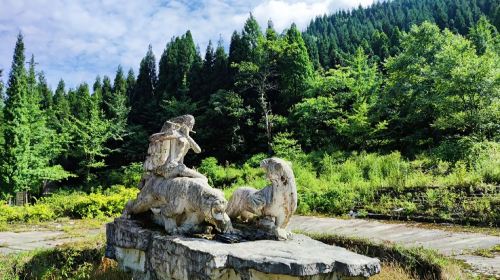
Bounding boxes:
69 95 114 184
157 31 198 102
241 13 263 62
113 66 127 99
25 56 70 192
1 33 31 193
266 20 278 41
104 65 131 167
233 16 277 153
278 23 314 111
0 70 5 159
72 83 92 121
37 72 53 111
108 66 130 137
101 75 113 115
201 40 215 96
468 16 499 55
129 45 157 132
212 39 230 91
228 31 245 65
125 68 136 106
125 46 157 162
92 75 103 105
51 79 72 157
1 36 69 194
53 79 71 128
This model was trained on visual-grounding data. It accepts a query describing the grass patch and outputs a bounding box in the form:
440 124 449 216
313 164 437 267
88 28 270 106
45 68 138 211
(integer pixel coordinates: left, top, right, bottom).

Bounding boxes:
0 217 110 234
300 231 466 280
471 244 500 258
400 221 500 237
371 262 416 280
205 146 500 226
0 234 131 280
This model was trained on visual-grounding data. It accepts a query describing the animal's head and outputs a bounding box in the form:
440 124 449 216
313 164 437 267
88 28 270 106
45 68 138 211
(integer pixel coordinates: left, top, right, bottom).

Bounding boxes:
260 157 295 187
201 191 232 233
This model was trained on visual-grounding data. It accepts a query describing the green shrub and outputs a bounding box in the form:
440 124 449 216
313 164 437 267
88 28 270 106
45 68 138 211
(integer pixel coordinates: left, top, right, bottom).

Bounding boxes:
0 185 138 224
122 163 143 187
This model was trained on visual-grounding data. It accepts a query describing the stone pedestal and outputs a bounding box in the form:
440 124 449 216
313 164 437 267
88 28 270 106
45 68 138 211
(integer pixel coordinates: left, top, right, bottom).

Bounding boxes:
106 218 380 280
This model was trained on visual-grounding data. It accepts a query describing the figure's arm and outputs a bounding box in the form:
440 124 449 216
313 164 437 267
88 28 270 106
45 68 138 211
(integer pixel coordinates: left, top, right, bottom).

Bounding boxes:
178 125 201 154
149 131 182 142
187 136 202 153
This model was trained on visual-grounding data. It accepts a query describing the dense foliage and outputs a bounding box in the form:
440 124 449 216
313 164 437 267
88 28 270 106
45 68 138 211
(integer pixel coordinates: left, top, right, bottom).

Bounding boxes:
0 0 498 220
304 0 500 67
213 139 499 225
0 185 137 224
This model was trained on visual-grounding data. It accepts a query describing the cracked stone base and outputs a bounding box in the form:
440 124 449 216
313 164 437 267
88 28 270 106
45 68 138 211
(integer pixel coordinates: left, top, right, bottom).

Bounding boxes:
106 218 380 280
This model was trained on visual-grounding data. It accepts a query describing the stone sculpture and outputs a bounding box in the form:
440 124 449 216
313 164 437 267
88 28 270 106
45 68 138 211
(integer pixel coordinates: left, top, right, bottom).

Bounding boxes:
124 115 297 239
123 114 230 235
227 157 297 240
109 115 381 279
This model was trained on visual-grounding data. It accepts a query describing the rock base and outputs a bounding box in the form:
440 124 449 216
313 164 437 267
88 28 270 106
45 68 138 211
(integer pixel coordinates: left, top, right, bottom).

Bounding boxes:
106 218 380 280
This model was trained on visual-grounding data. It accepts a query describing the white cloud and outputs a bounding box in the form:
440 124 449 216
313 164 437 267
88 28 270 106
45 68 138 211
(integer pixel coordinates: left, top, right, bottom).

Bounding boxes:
0 0 374 89
252 0 373 31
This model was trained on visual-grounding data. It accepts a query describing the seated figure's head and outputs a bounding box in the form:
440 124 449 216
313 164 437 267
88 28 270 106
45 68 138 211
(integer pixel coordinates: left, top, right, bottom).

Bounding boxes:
161 114 195 132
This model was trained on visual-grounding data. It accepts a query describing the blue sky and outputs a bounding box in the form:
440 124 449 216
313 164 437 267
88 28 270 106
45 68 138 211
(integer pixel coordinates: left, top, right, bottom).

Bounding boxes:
0 0 374 89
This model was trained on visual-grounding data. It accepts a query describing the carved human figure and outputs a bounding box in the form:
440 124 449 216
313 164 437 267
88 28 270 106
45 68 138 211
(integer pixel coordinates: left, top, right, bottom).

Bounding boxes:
124 115 234 235
226 158 297 240
143 115 206 181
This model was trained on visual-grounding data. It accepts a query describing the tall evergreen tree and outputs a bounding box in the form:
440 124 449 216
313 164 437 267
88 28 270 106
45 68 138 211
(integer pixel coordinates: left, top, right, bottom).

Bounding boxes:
228 31 245 65
101 75 113 115
108 66 130 138
212 39 230 90
71 83 92 121
69 94 114 184
233 17 278 153
278 23 314 111
92 76 103 106
1 33 31 193
125 46 157 162
26 56 70 192
0 70 4 150
1 36 69 194
104 65 131 167
113 66 127 99
241 13 263 61
157 31 198 102
37 72 53 111
125 68 136 106
129 45 157 132
468 16 499 55
52 79 71 128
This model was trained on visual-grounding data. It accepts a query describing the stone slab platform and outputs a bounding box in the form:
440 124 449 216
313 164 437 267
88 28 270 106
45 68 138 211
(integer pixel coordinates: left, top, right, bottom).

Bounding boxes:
106 218 380 280
289 216 500 277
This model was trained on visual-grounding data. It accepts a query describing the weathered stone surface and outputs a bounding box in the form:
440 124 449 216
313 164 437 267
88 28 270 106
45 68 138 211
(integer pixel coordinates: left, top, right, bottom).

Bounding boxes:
106 218 380 280
115 247 147 272
123 175 231 235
